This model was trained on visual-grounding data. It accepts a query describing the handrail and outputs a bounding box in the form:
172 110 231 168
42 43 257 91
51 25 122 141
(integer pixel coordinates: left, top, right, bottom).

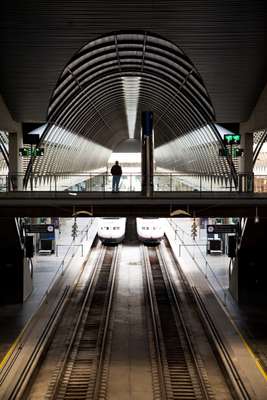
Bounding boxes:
168 219 229 306
55 220 93 257
43 220 92 303
0 172 245 192
2 172 266 193
0 172 261 179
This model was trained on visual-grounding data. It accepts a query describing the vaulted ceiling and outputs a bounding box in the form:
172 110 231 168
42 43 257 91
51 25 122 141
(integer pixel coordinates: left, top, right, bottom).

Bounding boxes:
31 32 232 176
1 0 266 124
0 1 266 177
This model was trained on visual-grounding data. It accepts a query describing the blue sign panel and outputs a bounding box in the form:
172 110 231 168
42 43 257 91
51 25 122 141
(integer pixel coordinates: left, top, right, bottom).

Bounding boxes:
142 111 153 136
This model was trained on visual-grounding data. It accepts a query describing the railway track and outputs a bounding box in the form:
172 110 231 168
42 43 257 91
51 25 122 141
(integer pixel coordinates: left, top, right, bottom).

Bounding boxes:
8 237 251 399
142 239 251 400
142 243 212 399
45 244 119 400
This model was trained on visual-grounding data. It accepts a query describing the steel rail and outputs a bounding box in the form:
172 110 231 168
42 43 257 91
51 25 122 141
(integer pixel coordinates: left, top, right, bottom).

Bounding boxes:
156 244 210 399
49 244 119 399
143 243 212 399
0 228 98 399
1 286 70 400
92 244 121 400
48 244 107 399
161 238 250 399
141 244 168 400
192 287 251 400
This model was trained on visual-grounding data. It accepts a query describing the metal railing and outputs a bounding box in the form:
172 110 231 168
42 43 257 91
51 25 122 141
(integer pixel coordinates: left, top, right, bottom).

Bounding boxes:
168 219 231 307
43 221 92 303
0 172 262 193
55 220 93 257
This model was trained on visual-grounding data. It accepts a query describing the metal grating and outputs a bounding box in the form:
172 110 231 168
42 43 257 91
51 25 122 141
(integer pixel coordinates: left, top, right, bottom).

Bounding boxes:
0 131 9 173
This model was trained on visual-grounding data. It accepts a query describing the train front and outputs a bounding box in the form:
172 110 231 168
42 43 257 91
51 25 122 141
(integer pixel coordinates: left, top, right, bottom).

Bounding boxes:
98 218 126 244
137 218 164 245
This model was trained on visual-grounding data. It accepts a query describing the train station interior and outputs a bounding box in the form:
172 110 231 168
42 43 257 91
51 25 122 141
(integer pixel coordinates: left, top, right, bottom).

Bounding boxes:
0 1 267 399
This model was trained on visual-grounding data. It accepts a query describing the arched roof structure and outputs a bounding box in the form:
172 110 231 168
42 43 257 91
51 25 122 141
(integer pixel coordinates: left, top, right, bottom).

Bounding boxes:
33 31 233 177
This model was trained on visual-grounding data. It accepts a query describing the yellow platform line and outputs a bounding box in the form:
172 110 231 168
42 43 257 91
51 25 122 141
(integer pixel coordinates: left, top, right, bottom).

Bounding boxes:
215 292 267 383
0 337 21 371
238 331 267 382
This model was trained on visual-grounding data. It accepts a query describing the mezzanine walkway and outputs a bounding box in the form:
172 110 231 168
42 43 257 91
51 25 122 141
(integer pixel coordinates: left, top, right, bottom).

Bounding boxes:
0 190 267 217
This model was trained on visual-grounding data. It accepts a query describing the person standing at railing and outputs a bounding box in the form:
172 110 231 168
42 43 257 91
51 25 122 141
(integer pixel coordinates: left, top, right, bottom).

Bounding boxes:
111 161 122 192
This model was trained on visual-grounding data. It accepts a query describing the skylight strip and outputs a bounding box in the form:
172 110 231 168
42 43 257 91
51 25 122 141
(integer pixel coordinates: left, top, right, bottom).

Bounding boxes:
122 77 141 139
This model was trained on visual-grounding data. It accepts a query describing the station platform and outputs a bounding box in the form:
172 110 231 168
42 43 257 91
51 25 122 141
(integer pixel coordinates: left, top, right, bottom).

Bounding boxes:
165 218 267 398
1 217 267 398
0 217 98 365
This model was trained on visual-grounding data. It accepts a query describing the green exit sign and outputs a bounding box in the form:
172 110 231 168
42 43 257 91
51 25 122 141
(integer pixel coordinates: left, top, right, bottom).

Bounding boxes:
219 148 243 157
223 134 241 145
19 147 44 157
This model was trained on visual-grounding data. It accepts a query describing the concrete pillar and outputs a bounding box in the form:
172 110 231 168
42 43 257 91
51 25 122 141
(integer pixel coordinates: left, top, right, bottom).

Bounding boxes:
230 218 267 305
239 132 253 173
0 218 27 304
229 259 239 303
141 112 154 197
238 132 254 192
9 128 23 190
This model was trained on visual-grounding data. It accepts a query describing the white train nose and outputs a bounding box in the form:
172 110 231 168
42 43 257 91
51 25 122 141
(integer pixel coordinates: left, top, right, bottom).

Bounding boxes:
136 218 164 245
97 218 126 244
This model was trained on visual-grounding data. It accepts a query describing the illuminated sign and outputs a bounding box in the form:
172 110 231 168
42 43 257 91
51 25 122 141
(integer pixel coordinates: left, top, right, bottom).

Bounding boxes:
223 134 241 145
19 147 44 157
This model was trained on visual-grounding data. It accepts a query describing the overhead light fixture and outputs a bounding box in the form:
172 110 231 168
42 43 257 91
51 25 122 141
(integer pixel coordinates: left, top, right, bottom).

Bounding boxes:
122 77 141 139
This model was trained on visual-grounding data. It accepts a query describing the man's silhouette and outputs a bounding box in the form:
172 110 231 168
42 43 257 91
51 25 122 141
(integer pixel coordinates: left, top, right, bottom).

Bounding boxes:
111 161 122 192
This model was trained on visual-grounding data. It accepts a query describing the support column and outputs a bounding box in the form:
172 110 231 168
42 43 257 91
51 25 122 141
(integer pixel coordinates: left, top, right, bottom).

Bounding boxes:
9 127 23 190
230 218 267 305
238 132 254 192
0 218 26 304
141 111 154 197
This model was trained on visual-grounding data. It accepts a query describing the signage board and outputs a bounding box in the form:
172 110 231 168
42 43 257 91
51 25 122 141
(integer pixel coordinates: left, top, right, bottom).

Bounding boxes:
207 224 237 234
25 224 54 234
142 111 153 136
219 148 243 157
